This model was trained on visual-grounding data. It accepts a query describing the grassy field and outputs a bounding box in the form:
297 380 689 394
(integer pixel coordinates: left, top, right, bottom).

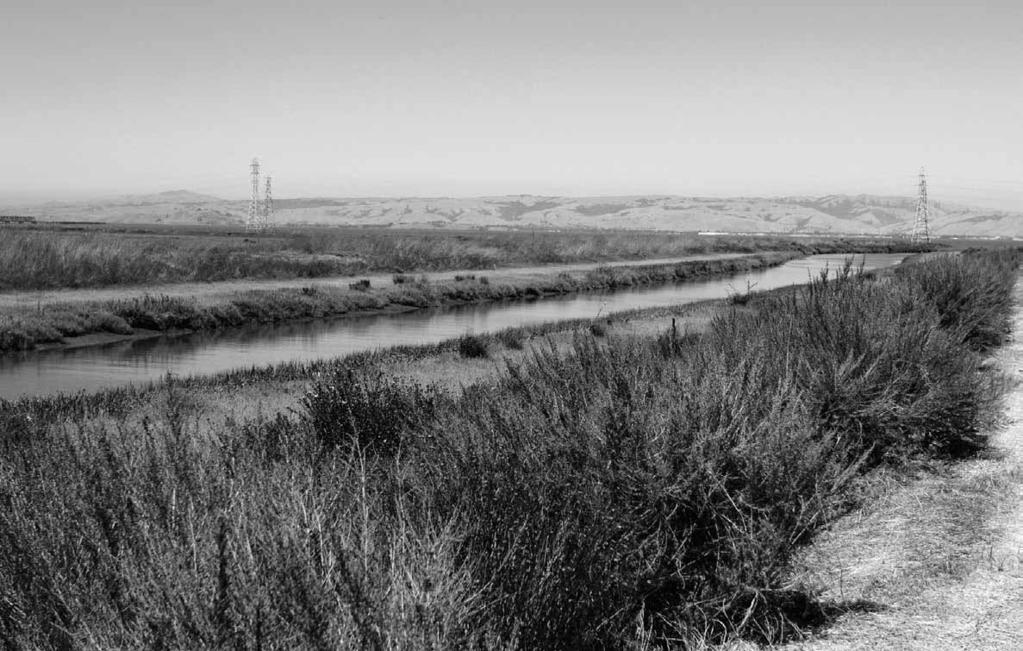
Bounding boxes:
0 252 798 352
0 222 932 291
0 248 1017 648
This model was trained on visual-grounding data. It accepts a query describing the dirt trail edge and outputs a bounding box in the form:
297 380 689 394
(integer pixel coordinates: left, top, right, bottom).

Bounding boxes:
768 274 1023 650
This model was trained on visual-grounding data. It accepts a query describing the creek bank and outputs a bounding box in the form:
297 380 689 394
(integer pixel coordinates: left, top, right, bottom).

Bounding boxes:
0 252 797 354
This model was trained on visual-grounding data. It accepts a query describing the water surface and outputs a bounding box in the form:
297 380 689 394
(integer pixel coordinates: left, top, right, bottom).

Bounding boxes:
0 253 905 399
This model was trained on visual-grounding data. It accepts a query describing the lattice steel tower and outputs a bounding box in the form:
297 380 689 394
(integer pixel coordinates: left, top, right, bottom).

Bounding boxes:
263 175 273 228
912 167 930 243
248 157 261 229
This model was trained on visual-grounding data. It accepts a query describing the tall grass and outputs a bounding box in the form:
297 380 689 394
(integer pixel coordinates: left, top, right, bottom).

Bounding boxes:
0 250 1016 648
0 225 931 291
0 231 343 290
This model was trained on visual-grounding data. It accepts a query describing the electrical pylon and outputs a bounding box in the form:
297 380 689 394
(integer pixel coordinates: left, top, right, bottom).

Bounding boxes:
248 157 261 230
911 167 930 243
263 175 273 228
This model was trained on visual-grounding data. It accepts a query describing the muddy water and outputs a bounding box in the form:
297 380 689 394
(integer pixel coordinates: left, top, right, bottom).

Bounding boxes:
0 254 906 399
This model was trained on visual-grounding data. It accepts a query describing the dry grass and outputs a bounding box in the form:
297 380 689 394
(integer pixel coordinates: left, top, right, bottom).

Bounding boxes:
0 222 932 291
774 451 1023 650
766 276 1023 650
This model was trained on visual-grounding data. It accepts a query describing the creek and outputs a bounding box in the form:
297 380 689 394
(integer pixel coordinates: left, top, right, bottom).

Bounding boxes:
0 253 907 399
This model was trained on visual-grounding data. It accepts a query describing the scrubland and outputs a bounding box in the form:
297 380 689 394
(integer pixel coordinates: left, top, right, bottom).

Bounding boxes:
0 248 1017 648
0 223 929 291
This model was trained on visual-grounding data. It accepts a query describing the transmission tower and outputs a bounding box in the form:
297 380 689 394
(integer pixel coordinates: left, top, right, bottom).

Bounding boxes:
248 157 261 230
263 175 273 228
911 167 930 243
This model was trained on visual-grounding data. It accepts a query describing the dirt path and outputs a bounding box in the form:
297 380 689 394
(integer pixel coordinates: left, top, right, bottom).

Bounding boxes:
0 252 754 309
766 275 1023 650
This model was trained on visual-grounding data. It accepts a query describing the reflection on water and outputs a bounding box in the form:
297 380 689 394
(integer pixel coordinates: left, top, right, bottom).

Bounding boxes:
0 254 906 399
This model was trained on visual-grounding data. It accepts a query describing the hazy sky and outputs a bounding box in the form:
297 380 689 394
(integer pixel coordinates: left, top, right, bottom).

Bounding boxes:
2 0 1021 208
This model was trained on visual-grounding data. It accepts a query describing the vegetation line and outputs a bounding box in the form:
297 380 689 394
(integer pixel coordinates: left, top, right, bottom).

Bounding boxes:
0 252 798 353
0 248 1016 648
0 224 927 291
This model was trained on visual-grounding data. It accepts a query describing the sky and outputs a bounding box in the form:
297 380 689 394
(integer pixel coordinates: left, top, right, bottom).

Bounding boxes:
1 0 1021 209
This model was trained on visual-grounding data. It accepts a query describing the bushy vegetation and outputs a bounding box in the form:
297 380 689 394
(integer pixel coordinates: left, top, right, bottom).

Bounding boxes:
0 250 1016 648
301 369 442 455
0 223 932 291
457 333 490 358
897 251 1017 350
348 278 371 291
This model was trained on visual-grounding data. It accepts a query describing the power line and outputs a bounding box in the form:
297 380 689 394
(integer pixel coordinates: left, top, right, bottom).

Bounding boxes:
247 157 260 230
246 158 276 230
263 174 274 228
912 167 930 243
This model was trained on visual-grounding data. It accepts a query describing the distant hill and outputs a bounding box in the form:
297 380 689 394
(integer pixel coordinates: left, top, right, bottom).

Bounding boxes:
3 192 1020 237
112 189 225 204
13 190 238 226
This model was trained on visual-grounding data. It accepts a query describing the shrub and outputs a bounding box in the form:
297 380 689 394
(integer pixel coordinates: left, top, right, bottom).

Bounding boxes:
301 367 440 455
415 335 858 646
898 249 1020 351
457 333 489 358
707 261 996 458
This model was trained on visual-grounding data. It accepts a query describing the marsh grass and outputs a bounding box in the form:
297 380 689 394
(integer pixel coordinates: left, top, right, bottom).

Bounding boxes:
0 224 932 291
0 249 1016 648
0 252 798 352
0 230 343 290
495 329 526 350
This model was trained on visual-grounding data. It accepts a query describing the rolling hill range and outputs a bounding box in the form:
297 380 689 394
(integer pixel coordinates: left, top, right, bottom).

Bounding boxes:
3 192 1020 237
